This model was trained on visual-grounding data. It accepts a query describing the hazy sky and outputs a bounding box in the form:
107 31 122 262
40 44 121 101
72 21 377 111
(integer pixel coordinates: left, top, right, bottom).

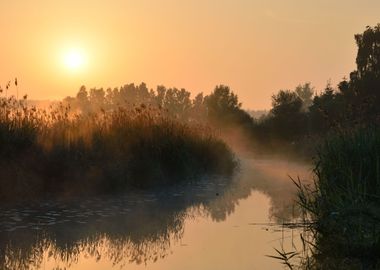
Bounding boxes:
0 0 379 109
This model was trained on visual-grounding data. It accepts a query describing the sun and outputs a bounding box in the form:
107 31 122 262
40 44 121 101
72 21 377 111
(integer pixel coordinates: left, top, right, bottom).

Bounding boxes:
63 49 86 71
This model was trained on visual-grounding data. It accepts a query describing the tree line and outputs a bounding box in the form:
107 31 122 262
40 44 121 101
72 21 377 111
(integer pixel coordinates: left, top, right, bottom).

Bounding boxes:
63 24 380 153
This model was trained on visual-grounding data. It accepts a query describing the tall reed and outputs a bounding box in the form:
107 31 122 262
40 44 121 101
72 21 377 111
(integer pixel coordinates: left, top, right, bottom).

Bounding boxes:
292 128 380 269
0 98 237 201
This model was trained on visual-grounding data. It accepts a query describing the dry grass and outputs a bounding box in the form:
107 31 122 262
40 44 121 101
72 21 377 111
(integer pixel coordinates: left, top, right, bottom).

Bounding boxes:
0 97 237 201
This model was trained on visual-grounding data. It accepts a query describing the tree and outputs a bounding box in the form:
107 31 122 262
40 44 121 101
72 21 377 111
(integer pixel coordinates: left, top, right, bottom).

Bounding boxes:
205 85 240 118
355 24 380 79
190 93 206 121
205 85 253 128
295 82 314 112
76 85 90 113
89 88 106 111
337 24 380 125
163 88 192 120
155 85 166 108
309 83 344 133
271 90 303 117
270 90 306 140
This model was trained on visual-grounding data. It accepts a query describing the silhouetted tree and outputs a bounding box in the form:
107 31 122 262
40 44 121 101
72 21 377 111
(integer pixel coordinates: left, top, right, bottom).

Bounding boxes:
205 85 252 127
355 24 380 79
163 88 192 120
295 82 314 112
89 88 106 111
190 93 207 121
269 90 306 140
322 24 380 126
155 85 166 108
308 83 345 133
271 90 303 117
76 85 90 113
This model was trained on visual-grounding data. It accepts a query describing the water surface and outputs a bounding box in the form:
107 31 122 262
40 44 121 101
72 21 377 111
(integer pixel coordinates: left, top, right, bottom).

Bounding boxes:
0 158 311 270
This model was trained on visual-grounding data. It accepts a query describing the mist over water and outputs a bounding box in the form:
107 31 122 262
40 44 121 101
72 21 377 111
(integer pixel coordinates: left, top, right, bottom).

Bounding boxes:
0 1 377 266
0 157 311 270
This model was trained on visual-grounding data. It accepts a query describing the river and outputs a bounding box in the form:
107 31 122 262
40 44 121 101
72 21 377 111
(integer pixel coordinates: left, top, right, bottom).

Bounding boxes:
0 158 311 270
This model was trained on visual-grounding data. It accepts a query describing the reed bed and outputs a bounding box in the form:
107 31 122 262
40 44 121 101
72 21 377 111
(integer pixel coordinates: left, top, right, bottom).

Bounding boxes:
288 128 380 269
0 97 237 201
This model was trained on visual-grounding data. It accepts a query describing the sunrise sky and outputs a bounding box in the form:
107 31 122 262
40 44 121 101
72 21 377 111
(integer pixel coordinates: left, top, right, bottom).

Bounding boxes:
0 0 379 109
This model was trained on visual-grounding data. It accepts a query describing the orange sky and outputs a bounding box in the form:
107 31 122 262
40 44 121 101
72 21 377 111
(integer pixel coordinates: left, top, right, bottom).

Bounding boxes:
0 0 379 109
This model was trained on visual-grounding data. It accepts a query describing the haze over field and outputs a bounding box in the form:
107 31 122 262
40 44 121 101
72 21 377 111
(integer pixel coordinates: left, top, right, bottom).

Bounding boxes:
1 0 379 109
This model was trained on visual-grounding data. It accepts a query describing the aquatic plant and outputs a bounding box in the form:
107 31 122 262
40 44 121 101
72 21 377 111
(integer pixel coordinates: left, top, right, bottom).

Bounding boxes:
0 95 237 201
274 128 380 269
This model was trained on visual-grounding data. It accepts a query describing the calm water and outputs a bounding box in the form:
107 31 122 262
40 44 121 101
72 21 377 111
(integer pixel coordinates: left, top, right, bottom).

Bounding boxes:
0 158 311 270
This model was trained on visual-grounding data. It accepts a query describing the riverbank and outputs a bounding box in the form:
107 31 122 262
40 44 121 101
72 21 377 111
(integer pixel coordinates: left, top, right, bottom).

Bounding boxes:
290 128 380 269
0 98 237 202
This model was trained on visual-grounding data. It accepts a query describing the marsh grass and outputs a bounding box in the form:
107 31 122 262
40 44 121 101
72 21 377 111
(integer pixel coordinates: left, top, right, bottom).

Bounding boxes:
274 128 380 269
0 97 237 201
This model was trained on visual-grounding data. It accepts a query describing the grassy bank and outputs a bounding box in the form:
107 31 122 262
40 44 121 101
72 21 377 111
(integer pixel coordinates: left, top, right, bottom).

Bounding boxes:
0 97 237 201
291 128 380 269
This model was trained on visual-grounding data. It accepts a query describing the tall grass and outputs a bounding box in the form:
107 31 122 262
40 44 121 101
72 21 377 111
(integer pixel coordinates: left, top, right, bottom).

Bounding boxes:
289 128 380 269
0 97 237 201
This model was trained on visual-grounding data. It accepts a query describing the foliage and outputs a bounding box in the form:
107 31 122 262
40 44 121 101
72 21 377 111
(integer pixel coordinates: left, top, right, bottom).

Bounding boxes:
259 24 380 270
355 24 380 79
204 85 254 129
252 24 380 154
283 128 380 269
0 95 237 201
295 83 314 112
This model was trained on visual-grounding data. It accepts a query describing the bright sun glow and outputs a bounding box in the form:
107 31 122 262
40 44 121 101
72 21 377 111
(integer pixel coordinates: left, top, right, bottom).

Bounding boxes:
63 49 85 71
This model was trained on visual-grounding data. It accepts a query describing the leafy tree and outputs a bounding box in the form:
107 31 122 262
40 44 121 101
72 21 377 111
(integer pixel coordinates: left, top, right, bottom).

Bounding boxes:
295 83 314 112
205 85 240 122
163 88 192 119
76 85 90 113
205 85 252 128
155 85 166 108
270 90 306 140
190 93 206 121
105 87 119 108
355 24 380 79
309 83 344 133
335 24 380 125
271 90 302 117
89 88 106 111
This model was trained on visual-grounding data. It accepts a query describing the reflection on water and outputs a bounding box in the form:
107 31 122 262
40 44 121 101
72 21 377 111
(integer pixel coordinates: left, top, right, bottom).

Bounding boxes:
0 158 311 270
